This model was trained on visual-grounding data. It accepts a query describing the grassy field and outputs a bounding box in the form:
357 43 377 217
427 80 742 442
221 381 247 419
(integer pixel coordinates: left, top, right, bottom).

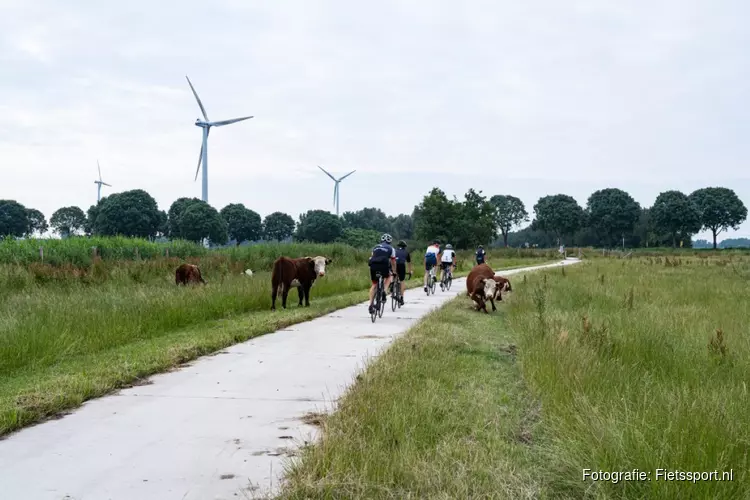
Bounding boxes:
0 238 552 437
279 255 748 499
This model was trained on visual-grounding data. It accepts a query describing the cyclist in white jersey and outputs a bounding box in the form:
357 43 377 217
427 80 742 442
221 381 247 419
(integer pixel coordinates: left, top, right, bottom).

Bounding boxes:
423 240 440 292
440 243 456 283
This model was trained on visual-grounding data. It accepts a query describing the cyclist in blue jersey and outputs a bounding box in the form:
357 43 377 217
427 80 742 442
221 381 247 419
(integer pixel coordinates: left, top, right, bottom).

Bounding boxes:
476 245 486 265
423 240 440 292
394 240 413 305
368 233 397 314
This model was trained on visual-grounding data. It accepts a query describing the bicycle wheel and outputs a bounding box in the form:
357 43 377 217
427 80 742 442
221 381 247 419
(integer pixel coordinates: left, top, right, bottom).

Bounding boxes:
391 280 398 311
446 273 452 291
371 276 380 323
431 275 437 294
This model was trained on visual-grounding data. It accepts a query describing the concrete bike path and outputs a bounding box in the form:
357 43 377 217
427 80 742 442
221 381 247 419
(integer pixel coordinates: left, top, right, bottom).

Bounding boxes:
0 258 581 500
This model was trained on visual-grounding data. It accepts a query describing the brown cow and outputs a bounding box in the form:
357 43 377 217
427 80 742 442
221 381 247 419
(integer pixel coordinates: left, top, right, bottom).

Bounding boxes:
465 263 498 313
271 255 332 310
175 263 206 285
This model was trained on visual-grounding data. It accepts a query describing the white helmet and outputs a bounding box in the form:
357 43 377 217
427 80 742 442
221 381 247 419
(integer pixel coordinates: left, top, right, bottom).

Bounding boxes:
381 233 393 243
445 243 453 249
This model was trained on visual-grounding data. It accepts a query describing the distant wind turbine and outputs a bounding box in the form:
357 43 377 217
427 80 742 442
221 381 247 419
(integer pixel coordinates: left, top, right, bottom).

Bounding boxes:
318 165 356 216
94 160 112 203
186 75 254 203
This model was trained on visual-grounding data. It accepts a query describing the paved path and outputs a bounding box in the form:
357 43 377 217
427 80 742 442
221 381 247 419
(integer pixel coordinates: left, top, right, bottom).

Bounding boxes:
0 258 581 500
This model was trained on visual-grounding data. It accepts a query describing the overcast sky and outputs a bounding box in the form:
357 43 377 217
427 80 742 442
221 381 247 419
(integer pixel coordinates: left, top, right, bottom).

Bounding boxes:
2 0 749 241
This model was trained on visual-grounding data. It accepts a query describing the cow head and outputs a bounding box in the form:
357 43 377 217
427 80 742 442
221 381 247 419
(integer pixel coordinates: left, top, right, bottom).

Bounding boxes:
305 256 331 277
482 278 498 299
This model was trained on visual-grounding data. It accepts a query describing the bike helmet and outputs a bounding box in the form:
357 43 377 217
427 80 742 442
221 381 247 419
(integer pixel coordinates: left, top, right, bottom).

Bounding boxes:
397 240 407 248
445 244 453 249
478 245 484 249
381 233 393 243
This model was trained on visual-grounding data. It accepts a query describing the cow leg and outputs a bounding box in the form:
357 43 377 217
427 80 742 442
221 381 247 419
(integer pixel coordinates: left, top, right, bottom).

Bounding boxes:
281 285 290 309
271 284 278 310
297 286 304 306
490 298 497 311
303 284 311 306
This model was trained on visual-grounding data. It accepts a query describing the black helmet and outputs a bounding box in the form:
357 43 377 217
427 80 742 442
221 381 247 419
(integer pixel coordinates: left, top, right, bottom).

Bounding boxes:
397 240 407 248
478 245 484 249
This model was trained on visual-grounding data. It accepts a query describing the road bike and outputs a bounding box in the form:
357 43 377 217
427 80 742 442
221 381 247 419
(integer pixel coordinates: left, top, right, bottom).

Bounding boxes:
390 272 411 311
440 266 453 292
425 266 437 296
371 272 387 322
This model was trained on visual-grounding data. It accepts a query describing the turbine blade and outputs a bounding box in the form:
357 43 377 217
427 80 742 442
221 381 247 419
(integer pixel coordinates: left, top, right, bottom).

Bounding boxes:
333 183 337 206
211 116 253 127
97 160 102 181
101 182 112 187
317 165 336 181
338 169 356 181
195 143 203 181
185 75 209 121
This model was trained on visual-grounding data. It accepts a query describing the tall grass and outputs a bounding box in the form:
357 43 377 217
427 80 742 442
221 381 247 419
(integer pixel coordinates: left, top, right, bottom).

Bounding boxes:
507 256 750 498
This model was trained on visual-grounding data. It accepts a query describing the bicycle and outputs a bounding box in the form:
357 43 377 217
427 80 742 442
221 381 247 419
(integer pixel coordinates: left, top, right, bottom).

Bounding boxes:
390 272 411 311
440 266 453 291
371 272 387 322
425 266 437 295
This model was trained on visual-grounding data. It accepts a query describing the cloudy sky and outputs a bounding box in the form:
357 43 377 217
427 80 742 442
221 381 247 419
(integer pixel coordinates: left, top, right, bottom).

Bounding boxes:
2 0 748 241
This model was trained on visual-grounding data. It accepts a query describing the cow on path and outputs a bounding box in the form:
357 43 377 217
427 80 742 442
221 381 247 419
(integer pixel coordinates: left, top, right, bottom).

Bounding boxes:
271 256 332 310
175 263 206 285
465 263 498 313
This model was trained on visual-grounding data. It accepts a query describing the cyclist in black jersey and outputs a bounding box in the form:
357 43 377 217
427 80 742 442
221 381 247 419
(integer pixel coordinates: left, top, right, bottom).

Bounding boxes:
368 233 397 314
394 240 413 305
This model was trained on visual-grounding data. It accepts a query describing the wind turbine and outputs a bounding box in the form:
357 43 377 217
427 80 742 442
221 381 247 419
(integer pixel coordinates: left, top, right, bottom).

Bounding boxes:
318 165 356 216
94 160 112 203
186 75 254 203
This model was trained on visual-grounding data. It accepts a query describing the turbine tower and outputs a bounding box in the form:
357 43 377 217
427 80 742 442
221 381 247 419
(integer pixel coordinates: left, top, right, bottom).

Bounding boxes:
94 160 112 203
318 165 356 216
186 75 254 203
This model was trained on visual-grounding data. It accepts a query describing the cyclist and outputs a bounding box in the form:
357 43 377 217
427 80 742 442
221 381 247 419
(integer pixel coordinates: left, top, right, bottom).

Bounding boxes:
394 240 413 305
368 233 397 314
440 243 456 283
476 245 486 265
424 240 440 292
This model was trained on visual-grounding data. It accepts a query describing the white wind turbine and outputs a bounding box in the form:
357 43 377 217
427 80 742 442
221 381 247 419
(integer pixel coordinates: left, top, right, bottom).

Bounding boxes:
94 160 112 203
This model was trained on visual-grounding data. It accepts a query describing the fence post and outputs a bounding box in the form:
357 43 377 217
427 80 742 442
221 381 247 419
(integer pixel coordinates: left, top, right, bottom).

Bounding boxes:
166 248 170 258
39 246 44 261
135 247 140 259
92 246 98 259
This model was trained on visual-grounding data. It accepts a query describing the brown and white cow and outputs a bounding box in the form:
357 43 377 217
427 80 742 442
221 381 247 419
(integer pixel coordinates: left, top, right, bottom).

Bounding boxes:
492 276 512 301
465 263 498 313
271 255 332 310
175 263 206 285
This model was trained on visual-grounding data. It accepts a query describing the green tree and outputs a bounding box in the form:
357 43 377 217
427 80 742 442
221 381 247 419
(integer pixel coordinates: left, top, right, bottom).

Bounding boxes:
25 208 48 237
50 206 87 238
531 194 584 245
0 200 29 237
490 194 529 247
167 197 203 239
85 203 101 236
586 188 642 248
342 208 392 233
689 187 748 249
413 188 463 244
296 210 343 243
651 190 701 248
389 214 414 240
457 189 497 248
263 212 295 241
156 210 168 238
337 227 382 248
179 201 228 245
220 203 262 245
92 189 163 238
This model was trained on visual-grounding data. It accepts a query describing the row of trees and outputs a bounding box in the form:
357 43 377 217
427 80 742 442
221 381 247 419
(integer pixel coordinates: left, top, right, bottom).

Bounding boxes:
1 186 745 249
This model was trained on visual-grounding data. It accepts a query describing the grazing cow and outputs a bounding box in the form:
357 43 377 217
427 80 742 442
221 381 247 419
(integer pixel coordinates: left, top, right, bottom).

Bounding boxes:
271 255 332 310
175 263 206 285
465 263 498 313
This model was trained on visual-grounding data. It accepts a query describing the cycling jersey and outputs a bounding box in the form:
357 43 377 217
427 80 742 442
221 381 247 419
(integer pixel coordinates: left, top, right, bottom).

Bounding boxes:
425 245 439 262
476 249 485 263
441 249 455 263
369 243 396 265
395 248 411 265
